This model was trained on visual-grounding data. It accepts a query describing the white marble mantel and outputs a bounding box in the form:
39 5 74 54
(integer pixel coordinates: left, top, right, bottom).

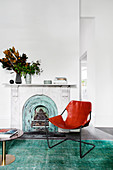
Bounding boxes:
4 83 76 87
4 83 77 131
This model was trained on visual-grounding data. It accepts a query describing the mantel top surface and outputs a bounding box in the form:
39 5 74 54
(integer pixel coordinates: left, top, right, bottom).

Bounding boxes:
3 83 77 88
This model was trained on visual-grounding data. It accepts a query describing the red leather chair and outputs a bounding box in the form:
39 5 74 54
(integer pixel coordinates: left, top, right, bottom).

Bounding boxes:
45 100 95 158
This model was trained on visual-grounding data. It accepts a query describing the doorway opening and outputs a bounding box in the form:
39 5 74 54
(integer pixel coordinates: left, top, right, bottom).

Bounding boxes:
79 52 87 101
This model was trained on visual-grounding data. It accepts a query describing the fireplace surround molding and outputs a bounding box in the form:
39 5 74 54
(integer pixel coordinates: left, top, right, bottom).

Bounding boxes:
4 84 77 132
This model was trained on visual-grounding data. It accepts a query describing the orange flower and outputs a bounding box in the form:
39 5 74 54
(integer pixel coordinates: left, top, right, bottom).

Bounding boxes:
12 46 15 53
3 50 8 55
16 50 19 57
13 59 16 63
7 50 12 56
14 51 19 58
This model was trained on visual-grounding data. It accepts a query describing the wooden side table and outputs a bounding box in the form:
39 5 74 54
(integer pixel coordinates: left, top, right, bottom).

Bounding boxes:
0 129 23 166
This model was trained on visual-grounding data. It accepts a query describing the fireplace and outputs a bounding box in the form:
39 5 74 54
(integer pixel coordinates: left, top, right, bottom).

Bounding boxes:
6 84 76 132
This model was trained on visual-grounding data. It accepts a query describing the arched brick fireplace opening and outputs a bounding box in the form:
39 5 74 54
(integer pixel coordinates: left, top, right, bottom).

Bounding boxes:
22 94 58 132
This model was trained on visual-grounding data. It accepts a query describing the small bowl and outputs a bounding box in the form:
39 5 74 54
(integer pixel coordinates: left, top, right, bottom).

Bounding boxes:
44 80 52 84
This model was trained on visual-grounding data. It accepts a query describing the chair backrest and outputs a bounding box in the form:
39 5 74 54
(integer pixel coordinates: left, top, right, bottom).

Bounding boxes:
65 100 92 128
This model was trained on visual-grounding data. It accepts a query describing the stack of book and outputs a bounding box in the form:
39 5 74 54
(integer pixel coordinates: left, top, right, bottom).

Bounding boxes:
53 77 67 84
0 129 18 138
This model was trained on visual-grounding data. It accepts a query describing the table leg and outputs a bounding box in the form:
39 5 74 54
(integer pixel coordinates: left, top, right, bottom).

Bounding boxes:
2 141 6 165
0 141 15 166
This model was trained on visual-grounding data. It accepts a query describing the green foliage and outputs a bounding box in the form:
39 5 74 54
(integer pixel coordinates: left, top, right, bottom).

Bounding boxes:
21 61 42 78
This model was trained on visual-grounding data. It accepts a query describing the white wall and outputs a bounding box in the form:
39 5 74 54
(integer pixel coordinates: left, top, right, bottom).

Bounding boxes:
0 0 79 127
81 0 113 127
80 17 96 124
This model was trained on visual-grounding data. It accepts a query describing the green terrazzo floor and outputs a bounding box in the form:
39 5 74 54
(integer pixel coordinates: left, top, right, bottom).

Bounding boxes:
0 139 113 170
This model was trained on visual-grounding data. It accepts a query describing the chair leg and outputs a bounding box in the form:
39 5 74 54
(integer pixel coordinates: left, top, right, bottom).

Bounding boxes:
45 122 68 149
79 127 95 158
45 121 95 158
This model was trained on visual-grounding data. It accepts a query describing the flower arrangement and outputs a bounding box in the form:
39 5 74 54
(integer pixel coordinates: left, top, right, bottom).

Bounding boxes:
0 47 42 78
22 61 42 78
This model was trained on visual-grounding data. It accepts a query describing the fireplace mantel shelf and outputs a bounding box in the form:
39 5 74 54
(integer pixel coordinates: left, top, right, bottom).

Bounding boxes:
3 83 77 88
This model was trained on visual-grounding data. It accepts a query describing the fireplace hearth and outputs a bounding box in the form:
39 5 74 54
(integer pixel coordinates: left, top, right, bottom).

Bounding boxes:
21 130 67 139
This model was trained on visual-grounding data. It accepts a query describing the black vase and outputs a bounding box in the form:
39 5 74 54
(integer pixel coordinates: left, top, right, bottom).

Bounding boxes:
15 73 22 84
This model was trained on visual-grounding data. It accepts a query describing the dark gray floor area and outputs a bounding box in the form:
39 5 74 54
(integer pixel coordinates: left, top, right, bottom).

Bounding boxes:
20 125 113 140
81 125 113 140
